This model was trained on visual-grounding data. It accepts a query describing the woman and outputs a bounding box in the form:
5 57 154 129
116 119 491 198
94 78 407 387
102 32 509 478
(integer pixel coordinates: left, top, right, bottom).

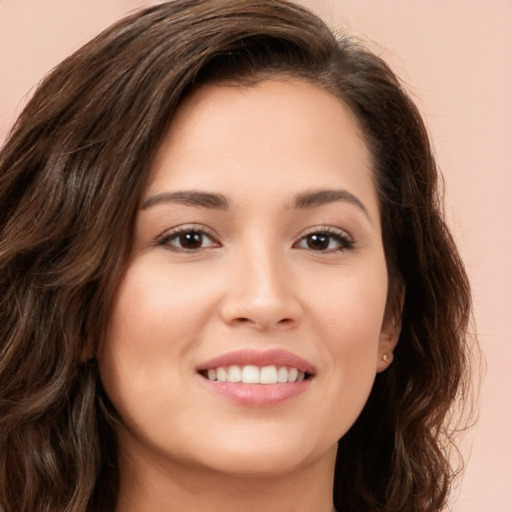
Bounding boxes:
0 1 473 511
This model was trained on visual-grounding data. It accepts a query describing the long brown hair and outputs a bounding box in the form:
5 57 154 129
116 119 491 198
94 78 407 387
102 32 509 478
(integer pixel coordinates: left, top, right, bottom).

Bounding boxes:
0 1 473 511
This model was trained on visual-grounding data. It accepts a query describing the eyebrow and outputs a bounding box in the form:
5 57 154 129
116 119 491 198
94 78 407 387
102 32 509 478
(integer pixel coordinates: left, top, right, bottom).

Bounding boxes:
142 188 370 220
142 191 230 210
292 189 370 219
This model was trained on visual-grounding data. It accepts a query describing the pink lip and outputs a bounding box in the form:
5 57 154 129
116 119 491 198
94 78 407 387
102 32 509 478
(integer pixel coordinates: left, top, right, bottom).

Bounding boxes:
197 348 316 374
201 379 311 406
196 349 315 407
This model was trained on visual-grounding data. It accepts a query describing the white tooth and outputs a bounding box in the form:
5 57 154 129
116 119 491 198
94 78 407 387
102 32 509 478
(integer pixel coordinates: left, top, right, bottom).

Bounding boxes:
241 365 260 384
207 369 217 381
288 367 298 382
296 371 305 382
227 365 242 383
260 365 278 384
277 367 289 383
217 367 227 382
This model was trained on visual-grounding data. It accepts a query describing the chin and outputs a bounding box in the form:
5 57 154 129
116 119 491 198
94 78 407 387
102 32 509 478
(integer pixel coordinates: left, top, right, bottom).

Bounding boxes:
181 425 337 477
199 449 316 478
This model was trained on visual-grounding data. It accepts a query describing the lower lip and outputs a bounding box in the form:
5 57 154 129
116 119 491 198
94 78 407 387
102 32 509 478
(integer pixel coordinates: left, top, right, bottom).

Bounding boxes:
200 377 312 406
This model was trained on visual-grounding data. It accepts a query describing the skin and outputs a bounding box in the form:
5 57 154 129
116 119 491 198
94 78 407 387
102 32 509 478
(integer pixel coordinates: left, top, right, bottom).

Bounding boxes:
98 78 400 512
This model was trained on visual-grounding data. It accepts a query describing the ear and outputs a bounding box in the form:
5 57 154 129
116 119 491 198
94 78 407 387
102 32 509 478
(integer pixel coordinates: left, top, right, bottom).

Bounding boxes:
376 285 404 373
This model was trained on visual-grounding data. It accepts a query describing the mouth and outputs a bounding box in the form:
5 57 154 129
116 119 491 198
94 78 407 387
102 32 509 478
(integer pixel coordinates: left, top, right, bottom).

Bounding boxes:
196 349 315 405
199 364 312 384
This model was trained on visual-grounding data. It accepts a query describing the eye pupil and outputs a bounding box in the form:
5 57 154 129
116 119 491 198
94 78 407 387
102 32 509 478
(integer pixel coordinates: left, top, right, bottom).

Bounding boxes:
307 233 329 250
179 231 203 249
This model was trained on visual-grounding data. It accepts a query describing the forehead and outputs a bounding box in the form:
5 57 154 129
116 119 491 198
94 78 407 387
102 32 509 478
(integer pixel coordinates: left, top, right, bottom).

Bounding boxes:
146 79 378 220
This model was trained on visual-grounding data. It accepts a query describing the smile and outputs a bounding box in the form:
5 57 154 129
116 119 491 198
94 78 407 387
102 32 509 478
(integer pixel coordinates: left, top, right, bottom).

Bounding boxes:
203 365 308 384
196 349 315 405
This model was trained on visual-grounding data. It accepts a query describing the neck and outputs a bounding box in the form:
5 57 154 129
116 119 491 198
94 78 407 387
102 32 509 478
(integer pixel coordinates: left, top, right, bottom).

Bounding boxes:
114 444 337 512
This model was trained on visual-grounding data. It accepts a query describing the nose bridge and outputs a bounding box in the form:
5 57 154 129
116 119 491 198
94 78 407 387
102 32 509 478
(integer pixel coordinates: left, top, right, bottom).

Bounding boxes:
220 234 301 329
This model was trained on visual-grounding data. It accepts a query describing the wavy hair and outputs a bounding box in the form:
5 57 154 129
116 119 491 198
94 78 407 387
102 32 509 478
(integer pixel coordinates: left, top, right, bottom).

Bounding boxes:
0 1 473 511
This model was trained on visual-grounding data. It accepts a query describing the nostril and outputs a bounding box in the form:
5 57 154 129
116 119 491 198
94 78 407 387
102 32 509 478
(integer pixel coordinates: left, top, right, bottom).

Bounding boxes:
235 317 294 327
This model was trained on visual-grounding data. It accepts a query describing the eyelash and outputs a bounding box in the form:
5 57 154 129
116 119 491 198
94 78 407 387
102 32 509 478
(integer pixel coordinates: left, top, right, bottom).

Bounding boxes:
157 224 220 252
157 225 355 253
293 226 355 253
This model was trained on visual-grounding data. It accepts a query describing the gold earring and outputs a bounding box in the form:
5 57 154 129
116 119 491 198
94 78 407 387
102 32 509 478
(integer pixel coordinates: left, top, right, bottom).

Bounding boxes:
382 353 393 363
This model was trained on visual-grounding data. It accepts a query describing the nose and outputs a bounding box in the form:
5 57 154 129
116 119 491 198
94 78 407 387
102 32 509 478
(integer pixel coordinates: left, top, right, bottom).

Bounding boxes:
219 242 303 331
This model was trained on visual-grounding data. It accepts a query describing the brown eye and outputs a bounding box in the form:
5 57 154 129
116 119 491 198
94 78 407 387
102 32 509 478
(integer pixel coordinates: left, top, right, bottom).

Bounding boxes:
294 228 354 253
178 231 203 249
158 227 220 252
305 233 330 251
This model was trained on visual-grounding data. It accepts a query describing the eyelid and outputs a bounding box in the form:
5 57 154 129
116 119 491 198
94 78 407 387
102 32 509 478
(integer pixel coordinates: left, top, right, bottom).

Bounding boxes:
156 223 221 250
294 225 355 251
298 225 353 239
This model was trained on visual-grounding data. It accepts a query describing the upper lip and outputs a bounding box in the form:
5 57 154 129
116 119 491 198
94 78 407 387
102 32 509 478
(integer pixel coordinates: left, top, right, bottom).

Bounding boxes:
197 348 316 375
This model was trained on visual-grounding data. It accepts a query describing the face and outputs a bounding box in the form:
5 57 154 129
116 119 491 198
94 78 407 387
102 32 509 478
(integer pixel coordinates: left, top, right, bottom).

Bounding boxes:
98 79 399 479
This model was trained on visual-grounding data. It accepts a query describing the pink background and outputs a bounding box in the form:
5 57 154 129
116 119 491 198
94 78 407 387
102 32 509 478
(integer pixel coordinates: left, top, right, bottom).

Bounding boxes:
1 1 510 510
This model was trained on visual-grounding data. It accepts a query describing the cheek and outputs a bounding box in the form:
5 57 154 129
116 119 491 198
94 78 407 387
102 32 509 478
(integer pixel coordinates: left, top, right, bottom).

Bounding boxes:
305 262 388 428
309 259 388 349
105 256 219 351
97 258 217 419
